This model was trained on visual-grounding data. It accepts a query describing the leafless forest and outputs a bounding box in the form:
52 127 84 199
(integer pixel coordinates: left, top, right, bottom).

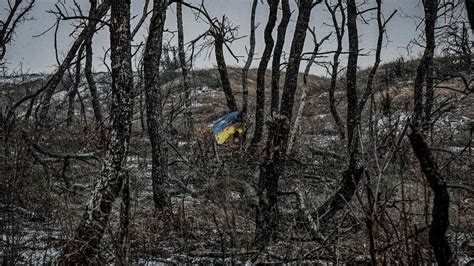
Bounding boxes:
1 0 473 264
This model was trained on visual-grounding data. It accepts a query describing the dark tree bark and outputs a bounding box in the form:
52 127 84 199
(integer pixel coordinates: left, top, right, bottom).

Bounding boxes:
312 0 395 226
408 125 452 265
176 2 238 112
358 0 394 117
0 0 35 64
345 0 359 154
422 0 439 132
254 115 289 248
176 0 193 140
214 35 238 112
38 1 110 127
251 0 279 145
254 0 318 248
116 172 130 264
325 0 345 141
270 0 290 115
60 0 133 263
144 0 171 213
413 0 438 128
465 0 474 30
314 155 364 223
279 0 316 154
85 0 104 132
66 45 84 127
241 0 258 122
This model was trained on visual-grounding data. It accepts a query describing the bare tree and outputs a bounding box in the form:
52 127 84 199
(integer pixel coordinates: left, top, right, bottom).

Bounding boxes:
345 0 359 155
211 17 239 112
85 0 104 134
178 2 243 111
313 0 396 224
254 115 289 248
66 45 84 127
413 0 438 129
60 0 134 262
279 0 321 153
241 0 258 126
325 0 345 141
0 0 35 65
176 0 193 140
408 125 452 265
144 0 171 213
254 0 321 248
38 1 110 127
251 0 279 146
287 27 330 154
270 0 290 115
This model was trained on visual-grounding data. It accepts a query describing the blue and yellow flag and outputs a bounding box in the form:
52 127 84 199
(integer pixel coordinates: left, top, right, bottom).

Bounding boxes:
211 111 245 144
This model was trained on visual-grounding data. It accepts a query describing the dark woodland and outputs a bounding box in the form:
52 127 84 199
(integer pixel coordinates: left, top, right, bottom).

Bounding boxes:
0 0 473 264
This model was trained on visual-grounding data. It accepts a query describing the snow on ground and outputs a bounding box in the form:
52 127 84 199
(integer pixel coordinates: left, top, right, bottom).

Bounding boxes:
1 228 60 264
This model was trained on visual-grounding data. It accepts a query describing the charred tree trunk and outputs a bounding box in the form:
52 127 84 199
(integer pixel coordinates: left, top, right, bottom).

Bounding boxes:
176 0 193 140
60 0 133 262
312 0 395 226
38 1 110 127
311 0 364 224
254 0 317 248
144 0 171 213
326 0 346 141
279 0 315 154
345 0 359 154
241 0 258 124
66 45 84 127
214 36 238 112
467 0 474 29
254 115 289 248
116 171 130 264
251 0 278 145
423 0 438 132
270 0 290 115
85 0 104 132
414 0 438 128
408 125 452 265
358 0 393 116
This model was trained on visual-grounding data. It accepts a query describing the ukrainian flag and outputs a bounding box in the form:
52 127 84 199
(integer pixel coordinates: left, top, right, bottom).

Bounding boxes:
211 111 245 144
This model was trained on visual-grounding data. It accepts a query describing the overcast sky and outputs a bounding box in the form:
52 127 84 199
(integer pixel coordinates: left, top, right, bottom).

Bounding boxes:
1 0 467 76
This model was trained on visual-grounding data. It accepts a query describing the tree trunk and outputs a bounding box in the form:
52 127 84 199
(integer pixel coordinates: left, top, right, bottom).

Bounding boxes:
241 0 258 123
177 0 193 140
116 171 130 265
251 0 278 145
408 125 452 265
310 0 365 225
326 0 346 141
38 1 110 127
66 45 84 127
254 115 289 248
414 0 438 129
214 36 237 112
270 0 290 115
85 0 104 132
345 0 359 154
278 0 314 154
144 0 171 213
60 0 133 262
287 27 328 154
466 0 474 29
